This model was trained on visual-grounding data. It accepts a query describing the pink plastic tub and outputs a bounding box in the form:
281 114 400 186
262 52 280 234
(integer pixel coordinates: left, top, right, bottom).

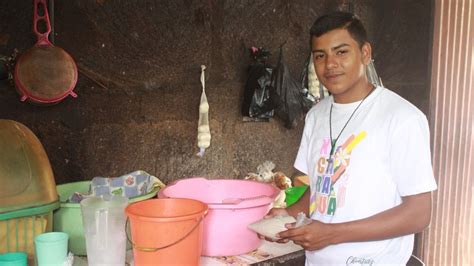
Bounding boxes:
158 177 279 256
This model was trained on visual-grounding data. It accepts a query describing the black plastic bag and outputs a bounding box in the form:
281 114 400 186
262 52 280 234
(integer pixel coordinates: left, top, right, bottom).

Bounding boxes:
270 48 305 128
241 47 274 119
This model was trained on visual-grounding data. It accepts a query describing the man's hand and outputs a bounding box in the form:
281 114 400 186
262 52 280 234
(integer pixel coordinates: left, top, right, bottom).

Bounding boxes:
279 192 433 250
257 207 292 243
257 187 311 243
277 220 335 251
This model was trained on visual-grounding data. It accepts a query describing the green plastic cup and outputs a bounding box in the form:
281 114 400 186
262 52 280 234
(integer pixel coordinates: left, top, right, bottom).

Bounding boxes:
34 232 68 266
0 252 27 266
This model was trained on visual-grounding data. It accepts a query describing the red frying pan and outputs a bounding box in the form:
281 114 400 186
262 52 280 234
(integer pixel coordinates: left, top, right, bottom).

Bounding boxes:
14 0 77 104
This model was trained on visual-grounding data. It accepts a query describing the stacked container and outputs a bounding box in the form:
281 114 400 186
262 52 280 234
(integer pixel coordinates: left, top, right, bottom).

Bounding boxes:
0 119 59 264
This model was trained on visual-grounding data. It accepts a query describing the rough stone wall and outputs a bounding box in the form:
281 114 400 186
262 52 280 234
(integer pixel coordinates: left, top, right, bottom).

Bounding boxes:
0 0 432 185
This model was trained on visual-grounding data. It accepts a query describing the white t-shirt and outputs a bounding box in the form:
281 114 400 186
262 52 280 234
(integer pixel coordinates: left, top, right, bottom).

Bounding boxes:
294 86 437 265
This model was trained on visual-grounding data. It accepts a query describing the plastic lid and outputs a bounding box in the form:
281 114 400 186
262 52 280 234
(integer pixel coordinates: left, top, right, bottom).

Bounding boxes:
0 119 58 214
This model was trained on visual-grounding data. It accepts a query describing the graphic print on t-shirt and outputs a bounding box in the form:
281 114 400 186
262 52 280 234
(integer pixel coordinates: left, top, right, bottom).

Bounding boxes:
309 131 367 217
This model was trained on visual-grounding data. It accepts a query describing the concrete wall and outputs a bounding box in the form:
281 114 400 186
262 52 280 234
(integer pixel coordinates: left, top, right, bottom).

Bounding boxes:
0 0 432 185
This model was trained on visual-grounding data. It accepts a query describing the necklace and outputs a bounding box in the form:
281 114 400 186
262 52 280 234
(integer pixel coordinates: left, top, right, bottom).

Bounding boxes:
329 87 375 158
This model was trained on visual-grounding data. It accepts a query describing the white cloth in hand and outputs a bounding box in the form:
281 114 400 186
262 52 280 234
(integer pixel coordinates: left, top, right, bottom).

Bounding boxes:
248 215 296 240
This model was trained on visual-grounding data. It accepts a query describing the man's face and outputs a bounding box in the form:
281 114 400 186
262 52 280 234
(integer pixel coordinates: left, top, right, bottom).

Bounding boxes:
311 28 371 103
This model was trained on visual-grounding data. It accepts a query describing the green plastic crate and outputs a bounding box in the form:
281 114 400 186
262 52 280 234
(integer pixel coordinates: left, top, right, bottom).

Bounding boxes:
0 202 59 252
0 119 60 265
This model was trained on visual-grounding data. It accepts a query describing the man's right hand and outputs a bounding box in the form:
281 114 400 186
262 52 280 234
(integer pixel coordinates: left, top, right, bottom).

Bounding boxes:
258 186 311 243
257 207 294 243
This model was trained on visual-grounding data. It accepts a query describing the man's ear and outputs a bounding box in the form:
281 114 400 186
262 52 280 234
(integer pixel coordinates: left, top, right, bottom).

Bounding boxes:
361 42 372 65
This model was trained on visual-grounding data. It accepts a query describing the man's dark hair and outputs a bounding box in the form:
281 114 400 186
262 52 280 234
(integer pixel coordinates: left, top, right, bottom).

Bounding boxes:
310 11 368 48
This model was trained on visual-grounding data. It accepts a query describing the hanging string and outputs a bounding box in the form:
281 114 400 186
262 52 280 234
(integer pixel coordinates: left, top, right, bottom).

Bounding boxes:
329 86 374 158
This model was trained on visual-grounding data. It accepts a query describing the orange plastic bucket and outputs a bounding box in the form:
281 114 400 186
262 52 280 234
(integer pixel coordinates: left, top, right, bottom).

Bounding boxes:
125 199 208 266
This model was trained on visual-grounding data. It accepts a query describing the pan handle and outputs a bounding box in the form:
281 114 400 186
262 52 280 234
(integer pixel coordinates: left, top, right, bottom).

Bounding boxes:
33 0 52 45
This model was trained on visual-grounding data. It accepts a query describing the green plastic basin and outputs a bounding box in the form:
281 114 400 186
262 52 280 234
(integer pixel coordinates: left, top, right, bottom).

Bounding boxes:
53 180 159 255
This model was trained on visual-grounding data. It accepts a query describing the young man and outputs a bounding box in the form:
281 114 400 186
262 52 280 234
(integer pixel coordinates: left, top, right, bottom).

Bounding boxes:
267 11 437 265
